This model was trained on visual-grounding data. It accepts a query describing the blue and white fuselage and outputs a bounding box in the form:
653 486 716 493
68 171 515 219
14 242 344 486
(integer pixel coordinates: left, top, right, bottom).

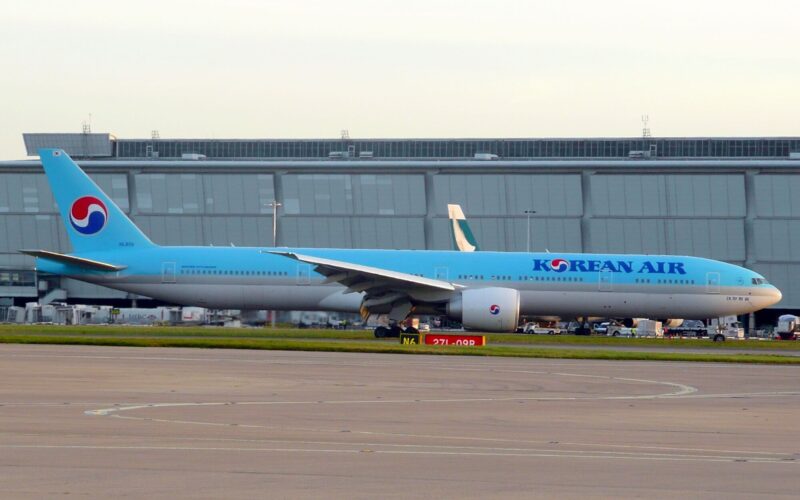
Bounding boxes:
25 149 782 333
36 246 781 319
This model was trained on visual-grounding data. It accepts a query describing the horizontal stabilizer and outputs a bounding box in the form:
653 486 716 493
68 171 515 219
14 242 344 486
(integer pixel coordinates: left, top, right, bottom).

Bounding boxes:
19 249 126 272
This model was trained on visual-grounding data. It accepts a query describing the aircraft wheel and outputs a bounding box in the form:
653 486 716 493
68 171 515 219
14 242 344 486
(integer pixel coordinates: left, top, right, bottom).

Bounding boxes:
713 334 725 342
389 325 402 337
374 326 389 338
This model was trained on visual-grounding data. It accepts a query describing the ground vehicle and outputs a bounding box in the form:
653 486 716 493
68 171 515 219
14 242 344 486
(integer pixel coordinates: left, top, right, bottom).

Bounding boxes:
775 315 799 340
522 322 561 335
664 319 707 338
662 318 743 341
664 316 744 342
606 324 635 337
635 320 663 338
708 317 745 341
607 320 662 337
592 322 609 334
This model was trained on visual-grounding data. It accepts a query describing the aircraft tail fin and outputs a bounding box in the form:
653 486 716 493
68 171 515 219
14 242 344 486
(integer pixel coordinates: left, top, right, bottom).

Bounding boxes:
38 149 156 253
447 204 479 252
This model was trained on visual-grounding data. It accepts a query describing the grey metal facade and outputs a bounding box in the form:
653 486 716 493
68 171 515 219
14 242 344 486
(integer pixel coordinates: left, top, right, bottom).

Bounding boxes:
2 136 800 316
23 133 113 158
113 137 800 159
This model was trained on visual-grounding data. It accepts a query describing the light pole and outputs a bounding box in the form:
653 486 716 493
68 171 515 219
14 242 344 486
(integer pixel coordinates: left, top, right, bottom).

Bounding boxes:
267 201 282 247
265 200 282 329
524 210 536 252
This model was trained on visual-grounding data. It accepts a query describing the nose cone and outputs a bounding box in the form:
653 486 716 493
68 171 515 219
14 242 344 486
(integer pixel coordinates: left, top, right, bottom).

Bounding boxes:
748 282 782 312
768 286 783 306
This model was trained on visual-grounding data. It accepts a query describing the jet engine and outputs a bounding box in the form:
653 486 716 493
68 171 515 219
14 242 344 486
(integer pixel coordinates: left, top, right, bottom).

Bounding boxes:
447 287 520 332
622 318 640 328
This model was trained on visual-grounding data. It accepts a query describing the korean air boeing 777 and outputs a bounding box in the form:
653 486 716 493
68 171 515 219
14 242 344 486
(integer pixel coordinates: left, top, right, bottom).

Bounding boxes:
23 149 782 336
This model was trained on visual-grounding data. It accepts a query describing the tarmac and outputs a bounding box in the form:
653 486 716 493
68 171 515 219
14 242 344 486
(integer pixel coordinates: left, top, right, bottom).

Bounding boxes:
1 344 799 499
496 341 800 357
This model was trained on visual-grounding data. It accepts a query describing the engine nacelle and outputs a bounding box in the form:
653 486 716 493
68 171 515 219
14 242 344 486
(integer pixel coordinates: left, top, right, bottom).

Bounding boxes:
622 317 646 328
447 287 520 332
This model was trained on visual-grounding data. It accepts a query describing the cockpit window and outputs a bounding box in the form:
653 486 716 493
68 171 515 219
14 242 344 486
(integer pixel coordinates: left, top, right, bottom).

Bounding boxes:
751 278 769 285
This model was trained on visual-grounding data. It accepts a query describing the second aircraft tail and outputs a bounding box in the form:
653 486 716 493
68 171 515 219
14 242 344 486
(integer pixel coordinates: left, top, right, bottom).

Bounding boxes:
447 204 479 252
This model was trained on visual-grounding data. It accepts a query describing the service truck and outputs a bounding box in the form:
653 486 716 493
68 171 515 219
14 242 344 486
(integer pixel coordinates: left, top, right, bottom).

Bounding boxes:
665 317 744 341
775 315 800 340
607 320 662 338
707 317 745 341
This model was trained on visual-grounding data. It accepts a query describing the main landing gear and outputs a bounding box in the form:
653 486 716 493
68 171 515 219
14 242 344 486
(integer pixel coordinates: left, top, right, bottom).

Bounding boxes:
371 300 418 338
574 316 591 335
374 325 398 338
373 323 419 338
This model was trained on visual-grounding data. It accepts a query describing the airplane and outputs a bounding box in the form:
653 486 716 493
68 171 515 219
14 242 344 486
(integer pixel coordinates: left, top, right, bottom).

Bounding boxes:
21 149 782 338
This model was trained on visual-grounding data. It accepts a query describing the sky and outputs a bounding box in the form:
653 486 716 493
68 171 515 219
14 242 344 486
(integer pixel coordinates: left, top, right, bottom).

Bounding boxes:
1 0 798 159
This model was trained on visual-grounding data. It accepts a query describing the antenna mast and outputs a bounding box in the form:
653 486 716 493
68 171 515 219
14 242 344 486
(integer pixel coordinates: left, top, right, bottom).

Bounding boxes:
81 113 92 134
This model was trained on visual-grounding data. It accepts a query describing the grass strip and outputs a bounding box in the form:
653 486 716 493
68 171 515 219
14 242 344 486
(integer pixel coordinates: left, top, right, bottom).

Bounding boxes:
2 334 799 365
0 325 796 350
0 325 374 340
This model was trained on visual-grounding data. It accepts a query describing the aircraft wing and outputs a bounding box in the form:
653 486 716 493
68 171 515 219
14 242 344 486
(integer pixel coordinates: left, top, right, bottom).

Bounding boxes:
267 251 457 293
19 249 127 272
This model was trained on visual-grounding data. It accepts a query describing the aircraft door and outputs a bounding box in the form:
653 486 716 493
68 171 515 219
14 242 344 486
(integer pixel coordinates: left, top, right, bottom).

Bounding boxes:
706 272 720 294
435 267 449 281
162 262 176 283
297 264 311 285
599 269 613 291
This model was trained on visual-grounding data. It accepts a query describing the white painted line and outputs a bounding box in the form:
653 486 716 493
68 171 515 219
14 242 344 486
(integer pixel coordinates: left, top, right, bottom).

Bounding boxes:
0 444 794 464
147 434 797 458
84 370 699 418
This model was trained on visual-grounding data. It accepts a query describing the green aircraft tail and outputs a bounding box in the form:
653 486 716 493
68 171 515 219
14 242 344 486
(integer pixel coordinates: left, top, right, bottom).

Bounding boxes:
447 204 480 252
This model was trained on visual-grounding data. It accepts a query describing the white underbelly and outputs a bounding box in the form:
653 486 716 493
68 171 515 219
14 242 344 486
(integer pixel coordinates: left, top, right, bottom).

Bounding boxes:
519 290 753 319
115 283 362 312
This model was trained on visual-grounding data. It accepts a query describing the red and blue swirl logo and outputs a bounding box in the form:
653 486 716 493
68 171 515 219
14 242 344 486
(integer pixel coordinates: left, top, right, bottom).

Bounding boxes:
489 304 500 315
550 258 570 272
69 196 108 235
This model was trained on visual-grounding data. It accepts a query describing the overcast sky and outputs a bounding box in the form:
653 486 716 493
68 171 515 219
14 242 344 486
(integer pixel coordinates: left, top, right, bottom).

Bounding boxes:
1 0 798 159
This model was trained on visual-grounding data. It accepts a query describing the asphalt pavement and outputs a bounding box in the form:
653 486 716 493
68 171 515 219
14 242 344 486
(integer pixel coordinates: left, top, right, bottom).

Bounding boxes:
1 344 799 499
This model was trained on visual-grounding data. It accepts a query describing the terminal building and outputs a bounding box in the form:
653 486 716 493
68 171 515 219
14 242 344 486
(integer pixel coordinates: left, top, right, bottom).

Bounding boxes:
2 132 799 325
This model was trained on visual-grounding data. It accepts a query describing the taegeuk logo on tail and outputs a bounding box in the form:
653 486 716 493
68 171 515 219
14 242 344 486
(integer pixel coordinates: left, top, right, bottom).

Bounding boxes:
69 196 108 235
